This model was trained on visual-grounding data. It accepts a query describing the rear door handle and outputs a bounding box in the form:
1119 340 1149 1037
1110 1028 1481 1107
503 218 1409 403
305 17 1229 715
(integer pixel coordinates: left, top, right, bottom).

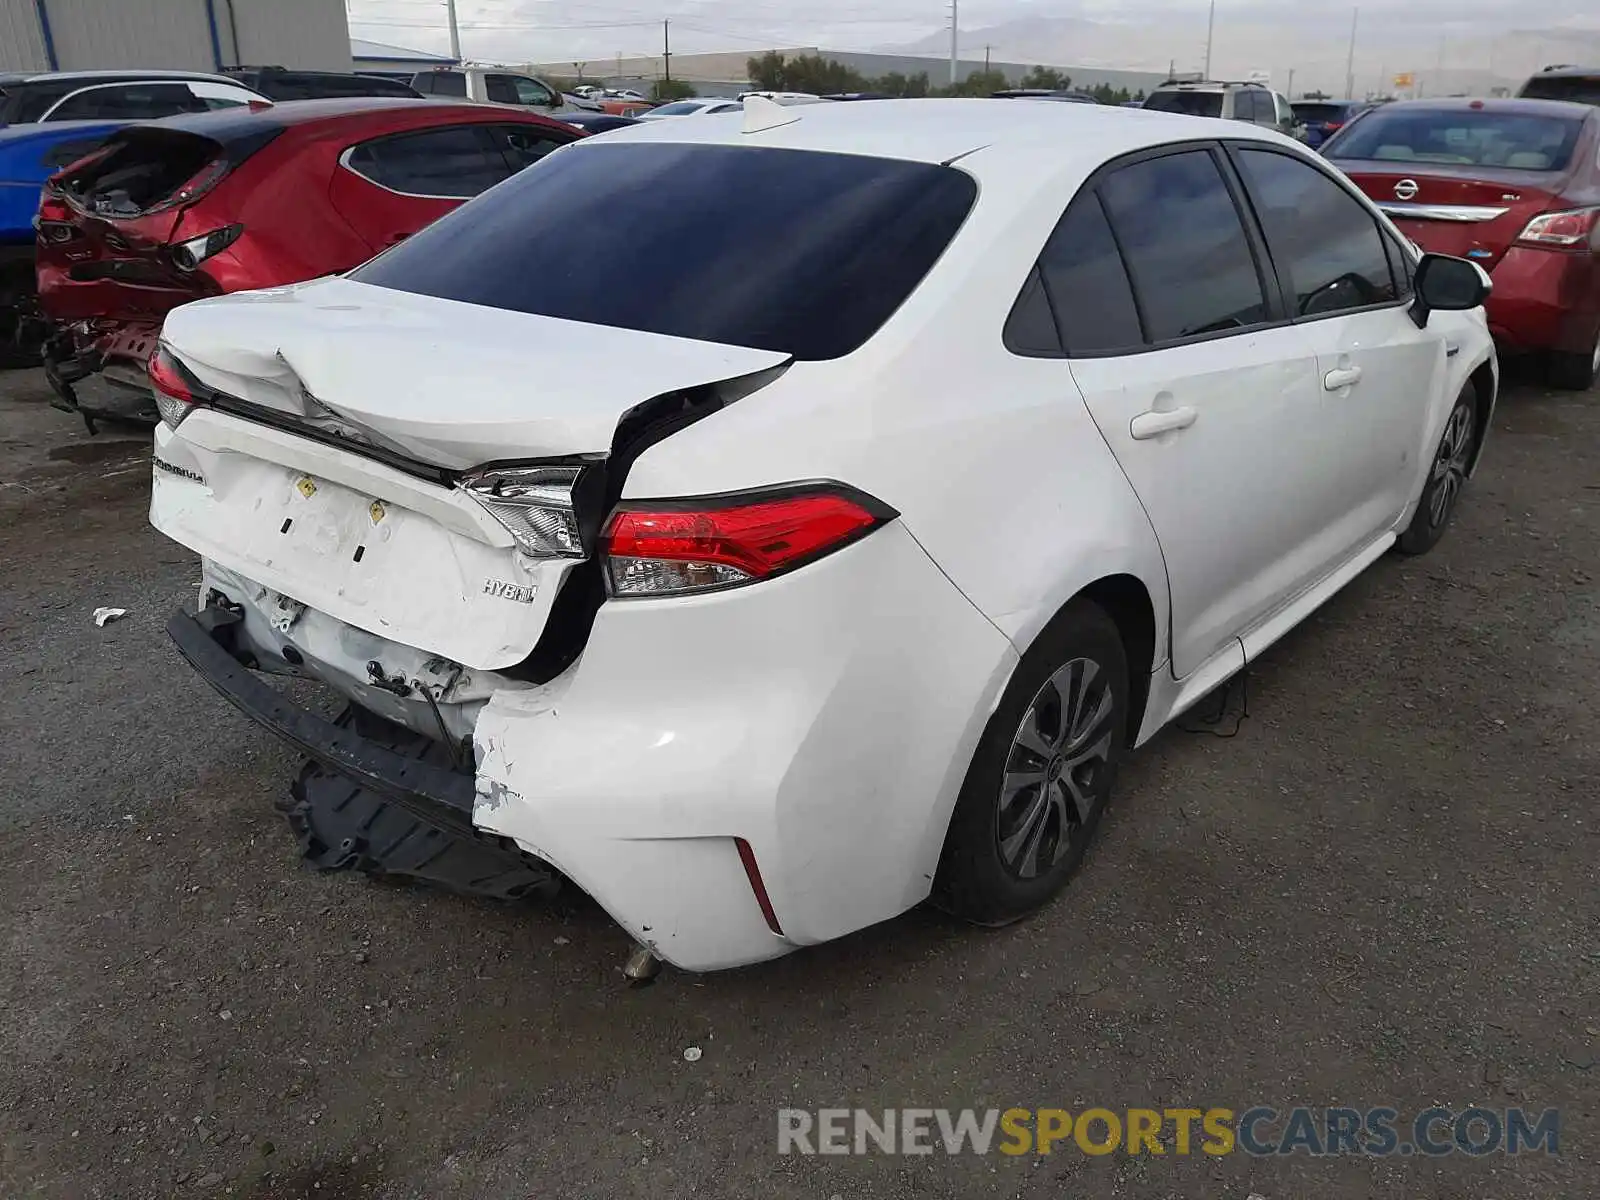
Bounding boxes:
1323 366 1363 391
1129 406 1197 440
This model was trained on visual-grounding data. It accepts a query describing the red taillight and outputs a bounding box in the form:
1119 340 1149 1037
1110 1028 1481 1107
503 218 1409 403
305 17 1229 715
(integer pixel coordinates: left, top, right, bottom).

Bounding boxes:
1515 207 1600 250
734 837 783 935
600 485 893 597
149 347 203 429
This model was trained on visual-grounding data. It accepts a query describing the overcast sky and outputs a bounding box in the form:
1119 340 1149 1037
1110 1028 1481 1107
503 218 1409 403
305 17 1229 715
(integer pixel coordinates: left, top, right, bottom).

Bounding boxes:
347 0 1600 68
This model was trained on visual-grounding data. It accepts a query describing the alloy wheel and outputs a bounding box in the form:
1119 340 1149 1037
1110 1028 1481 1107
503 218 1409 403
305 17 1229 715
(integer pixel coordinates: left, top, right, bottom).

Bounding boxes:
1427 402 1474 530
995 656 1116 880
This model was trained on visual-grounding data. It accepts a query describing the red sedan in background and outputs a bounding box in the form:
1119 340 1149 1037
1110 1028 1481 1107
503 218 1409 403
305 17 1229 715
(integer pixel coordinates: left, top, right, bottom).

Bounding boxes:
1324 98 1600 389
36 98 582 426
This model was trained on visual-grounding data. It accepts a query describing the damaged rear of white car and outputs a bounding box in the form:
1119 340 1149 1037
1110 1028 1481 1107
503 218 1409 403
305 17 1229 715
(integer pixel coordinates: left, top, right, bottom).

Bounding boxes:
151 122 1025 972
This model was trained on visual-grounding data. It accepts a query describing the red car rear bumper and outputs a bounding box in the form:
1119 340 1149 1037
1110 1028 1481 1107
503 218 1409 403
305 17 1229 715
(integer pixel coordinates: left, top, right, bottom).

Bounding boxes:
1484 246 1600 356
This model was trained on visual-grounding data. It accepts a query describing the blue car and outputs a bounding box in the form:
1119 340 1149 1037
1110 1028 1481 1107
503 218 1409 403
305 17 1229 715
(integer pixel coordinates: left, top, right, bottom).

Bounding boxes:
1291 99 1374 150
0 70 266 366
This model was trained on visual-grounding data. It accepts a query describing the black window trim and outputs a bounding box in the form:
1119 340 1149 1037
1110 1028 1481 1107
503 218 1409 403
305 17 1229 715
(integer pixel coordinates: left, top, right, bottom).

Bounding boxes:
338 120 575 200
1221 138 1413 325
1004 138 1290 361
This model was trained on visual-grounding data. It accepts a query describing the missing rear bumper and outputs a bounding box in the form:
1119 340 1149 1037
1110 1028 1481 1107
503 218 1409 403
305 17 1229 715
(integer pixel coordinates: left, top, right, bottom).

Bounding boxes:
167 605 560 898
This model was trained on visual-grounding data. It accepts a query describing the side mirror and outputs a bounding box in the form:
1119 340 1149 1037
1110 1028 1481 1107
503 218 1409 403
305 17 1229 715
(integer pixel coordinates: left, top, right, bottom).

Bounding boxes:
1409 252 1492 329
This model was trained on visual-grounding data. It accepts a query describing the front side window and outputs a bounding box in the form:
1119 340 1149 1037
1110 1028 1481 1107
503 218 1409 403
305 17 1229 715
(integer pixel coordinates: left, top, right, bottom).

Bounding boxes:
1327 107 1585 170
512 77 555 106
1097 149 1268 342
345 125 510 198
351 142 977 361
1235 148 1397 316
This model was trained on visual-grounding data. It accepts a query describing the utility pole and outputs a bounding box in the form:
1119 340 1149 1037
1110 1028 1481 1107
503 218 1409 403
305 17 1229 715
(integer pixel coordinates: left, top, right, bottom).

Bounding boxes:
445 0 461 62
663 19 671 81
1286 67 1294 99
1203 0 1215 79
949 0 958 87
984 44 990 72
1344 7 1358 100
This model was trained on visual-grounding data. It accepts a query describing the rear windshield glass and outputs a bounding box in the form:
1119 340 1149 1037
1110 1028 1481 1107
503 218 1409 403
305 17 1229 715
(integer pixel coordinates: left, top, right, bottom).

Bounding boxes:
647 101 706 115
1293 103 1350 123
1519 75 1600 106
351 142 978 361
61 129 226 215
1326 108 1585 170
1143 91 1224 117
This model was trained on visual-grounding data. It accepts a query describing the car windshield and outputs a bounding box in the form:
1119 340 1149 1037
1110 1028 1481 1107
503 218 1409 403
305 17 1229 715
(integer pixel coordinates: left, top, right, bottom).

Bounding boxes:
1143 91 1224 117
1520 74 1600 106
649 101 706 115
1327 107 1585 169
351 142 978 361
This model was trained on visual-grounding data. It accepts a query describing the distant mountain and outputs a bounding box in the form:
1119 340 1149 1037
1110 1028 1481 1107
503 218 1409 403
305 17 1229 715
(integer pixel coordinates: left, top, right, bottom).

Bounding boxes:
876 16 1600 98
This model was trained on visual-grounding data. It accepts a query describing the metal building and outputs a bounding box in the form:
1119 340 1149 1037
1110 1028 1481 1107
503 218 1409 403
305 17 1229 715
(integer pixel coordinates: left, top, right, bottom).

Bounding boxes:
1 0 352 74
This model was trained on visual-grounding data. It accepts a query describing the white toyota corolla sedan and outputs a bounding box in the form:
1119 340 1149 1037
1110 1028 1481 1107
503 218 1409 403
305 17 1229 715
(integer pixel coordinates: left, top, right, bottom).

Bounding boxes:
150 97 1497 972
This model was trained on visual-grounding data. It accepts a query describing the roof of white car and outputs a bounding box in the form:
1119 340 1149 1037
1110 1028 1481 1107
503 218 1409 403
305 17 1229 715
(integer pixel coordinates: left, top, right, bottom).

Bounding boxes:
586 96 1291 165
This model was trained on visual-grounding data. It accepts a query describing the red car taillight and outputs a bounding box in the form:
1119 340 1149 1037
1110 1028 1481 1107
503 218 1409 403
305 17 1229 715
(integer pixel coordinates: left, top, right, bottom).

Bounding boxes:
149 346 201 429
1515 206 1600 250
600 485 895 597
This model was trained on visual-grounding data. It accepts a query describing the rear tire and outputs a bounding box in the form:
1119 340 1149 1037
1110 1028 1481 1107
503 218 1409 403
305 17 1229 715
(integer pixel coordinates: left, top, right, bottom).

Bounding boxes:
1547 326 1600 392
935 599 1129 926
1396 382 1477 556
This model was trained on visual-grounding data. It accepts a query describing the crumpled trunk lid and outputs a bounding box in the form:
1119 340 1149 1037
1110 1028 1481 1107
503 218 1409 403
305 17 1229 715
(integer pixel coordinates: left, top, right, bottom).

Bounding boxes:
152 276 790 672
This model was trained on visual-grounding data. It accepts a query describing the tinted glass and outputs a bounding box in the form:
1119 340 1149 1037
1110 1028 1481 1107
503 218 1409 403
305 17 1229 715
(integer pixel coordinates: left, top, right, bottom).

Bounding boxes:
1098 150 1267 341
1232 91 1261 121
49 83 202 121
1144 90 1224 117
352 142 978 361
345 125 509 197
8 82 76 122
424 72 467 97
1237 148 1396 316
1293 102 1351 124
1034 194 1143 354
487 123 571 170
1327 107 1584 170
650 101 705 115
1003 269 1063 356
1519 74 1600 105
485 75 519 105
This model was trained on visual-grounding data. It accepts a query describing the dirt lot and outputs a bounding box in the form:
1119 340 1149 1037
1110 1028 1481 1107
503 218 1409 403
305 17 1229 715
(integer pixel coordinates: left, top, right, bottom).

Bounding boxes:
0 363 1596 1200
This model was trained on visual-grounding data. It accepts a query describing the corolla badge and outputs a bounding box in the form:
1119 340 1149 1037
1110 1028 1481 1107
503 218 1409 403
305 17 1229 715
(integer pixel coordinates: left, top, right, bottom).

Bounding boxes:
1393 178 1419 201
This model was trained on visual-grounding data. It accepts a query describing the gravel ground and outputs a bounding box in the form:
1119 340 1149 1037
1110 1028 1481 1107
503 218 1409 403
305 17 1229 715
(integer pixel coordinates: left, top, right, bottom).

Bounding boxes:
0 363 1596 1200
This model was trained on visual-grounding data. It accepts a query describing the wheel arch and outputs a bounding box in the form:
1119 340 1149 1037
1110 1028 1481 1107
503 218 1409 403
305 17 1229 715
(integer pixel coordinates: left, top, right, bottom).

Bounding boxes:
1465 354 1497 476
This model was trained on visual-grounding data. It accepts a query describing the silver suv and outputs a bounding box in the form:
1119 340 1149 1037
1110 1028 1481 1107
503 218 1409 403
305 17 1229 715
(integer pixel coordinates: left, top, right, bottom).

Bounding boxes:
1143 80 1304 139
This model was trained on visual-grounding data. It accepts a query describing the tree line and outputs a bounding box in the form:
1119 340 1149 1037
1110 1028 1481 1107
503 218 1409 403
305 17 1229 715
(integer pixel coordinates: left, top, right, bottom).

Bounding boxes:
744 52 1145 103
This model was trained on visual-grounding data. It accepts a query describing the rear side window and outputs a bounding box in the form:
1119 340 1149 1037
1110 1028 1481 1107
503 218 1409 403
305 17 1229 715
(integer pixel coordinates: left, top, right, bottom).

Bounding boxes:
1327 108 1585 170
345 125 512 198
1097 150 1268 342
351 142 977 361
47 83 206 121
420 72 466 98
1235 148 1397 316
1006 194 1143 356
1144 90 1224 118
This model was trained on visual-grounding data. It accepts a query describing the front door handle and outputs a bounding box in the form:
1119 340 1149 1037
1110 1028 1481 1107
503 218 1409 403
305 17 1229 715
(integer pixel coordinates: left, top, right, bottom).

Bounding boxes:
1130 406 1197 440
1323 366 1363 391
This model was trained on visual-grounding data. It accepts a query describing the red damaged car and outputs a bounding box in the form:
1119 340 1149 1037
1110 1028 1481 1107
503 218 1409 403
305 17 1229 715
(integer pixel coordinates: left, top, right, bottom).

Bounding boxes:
1325 98 1600 389
36 97 581 426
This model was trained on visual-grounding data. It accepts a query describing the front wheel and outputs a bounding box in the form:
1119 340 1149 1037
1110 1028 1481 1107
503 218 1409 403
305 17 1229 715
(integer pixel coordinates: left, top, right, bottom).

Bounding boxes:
935 600 1129 926
1396 383 1477 556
